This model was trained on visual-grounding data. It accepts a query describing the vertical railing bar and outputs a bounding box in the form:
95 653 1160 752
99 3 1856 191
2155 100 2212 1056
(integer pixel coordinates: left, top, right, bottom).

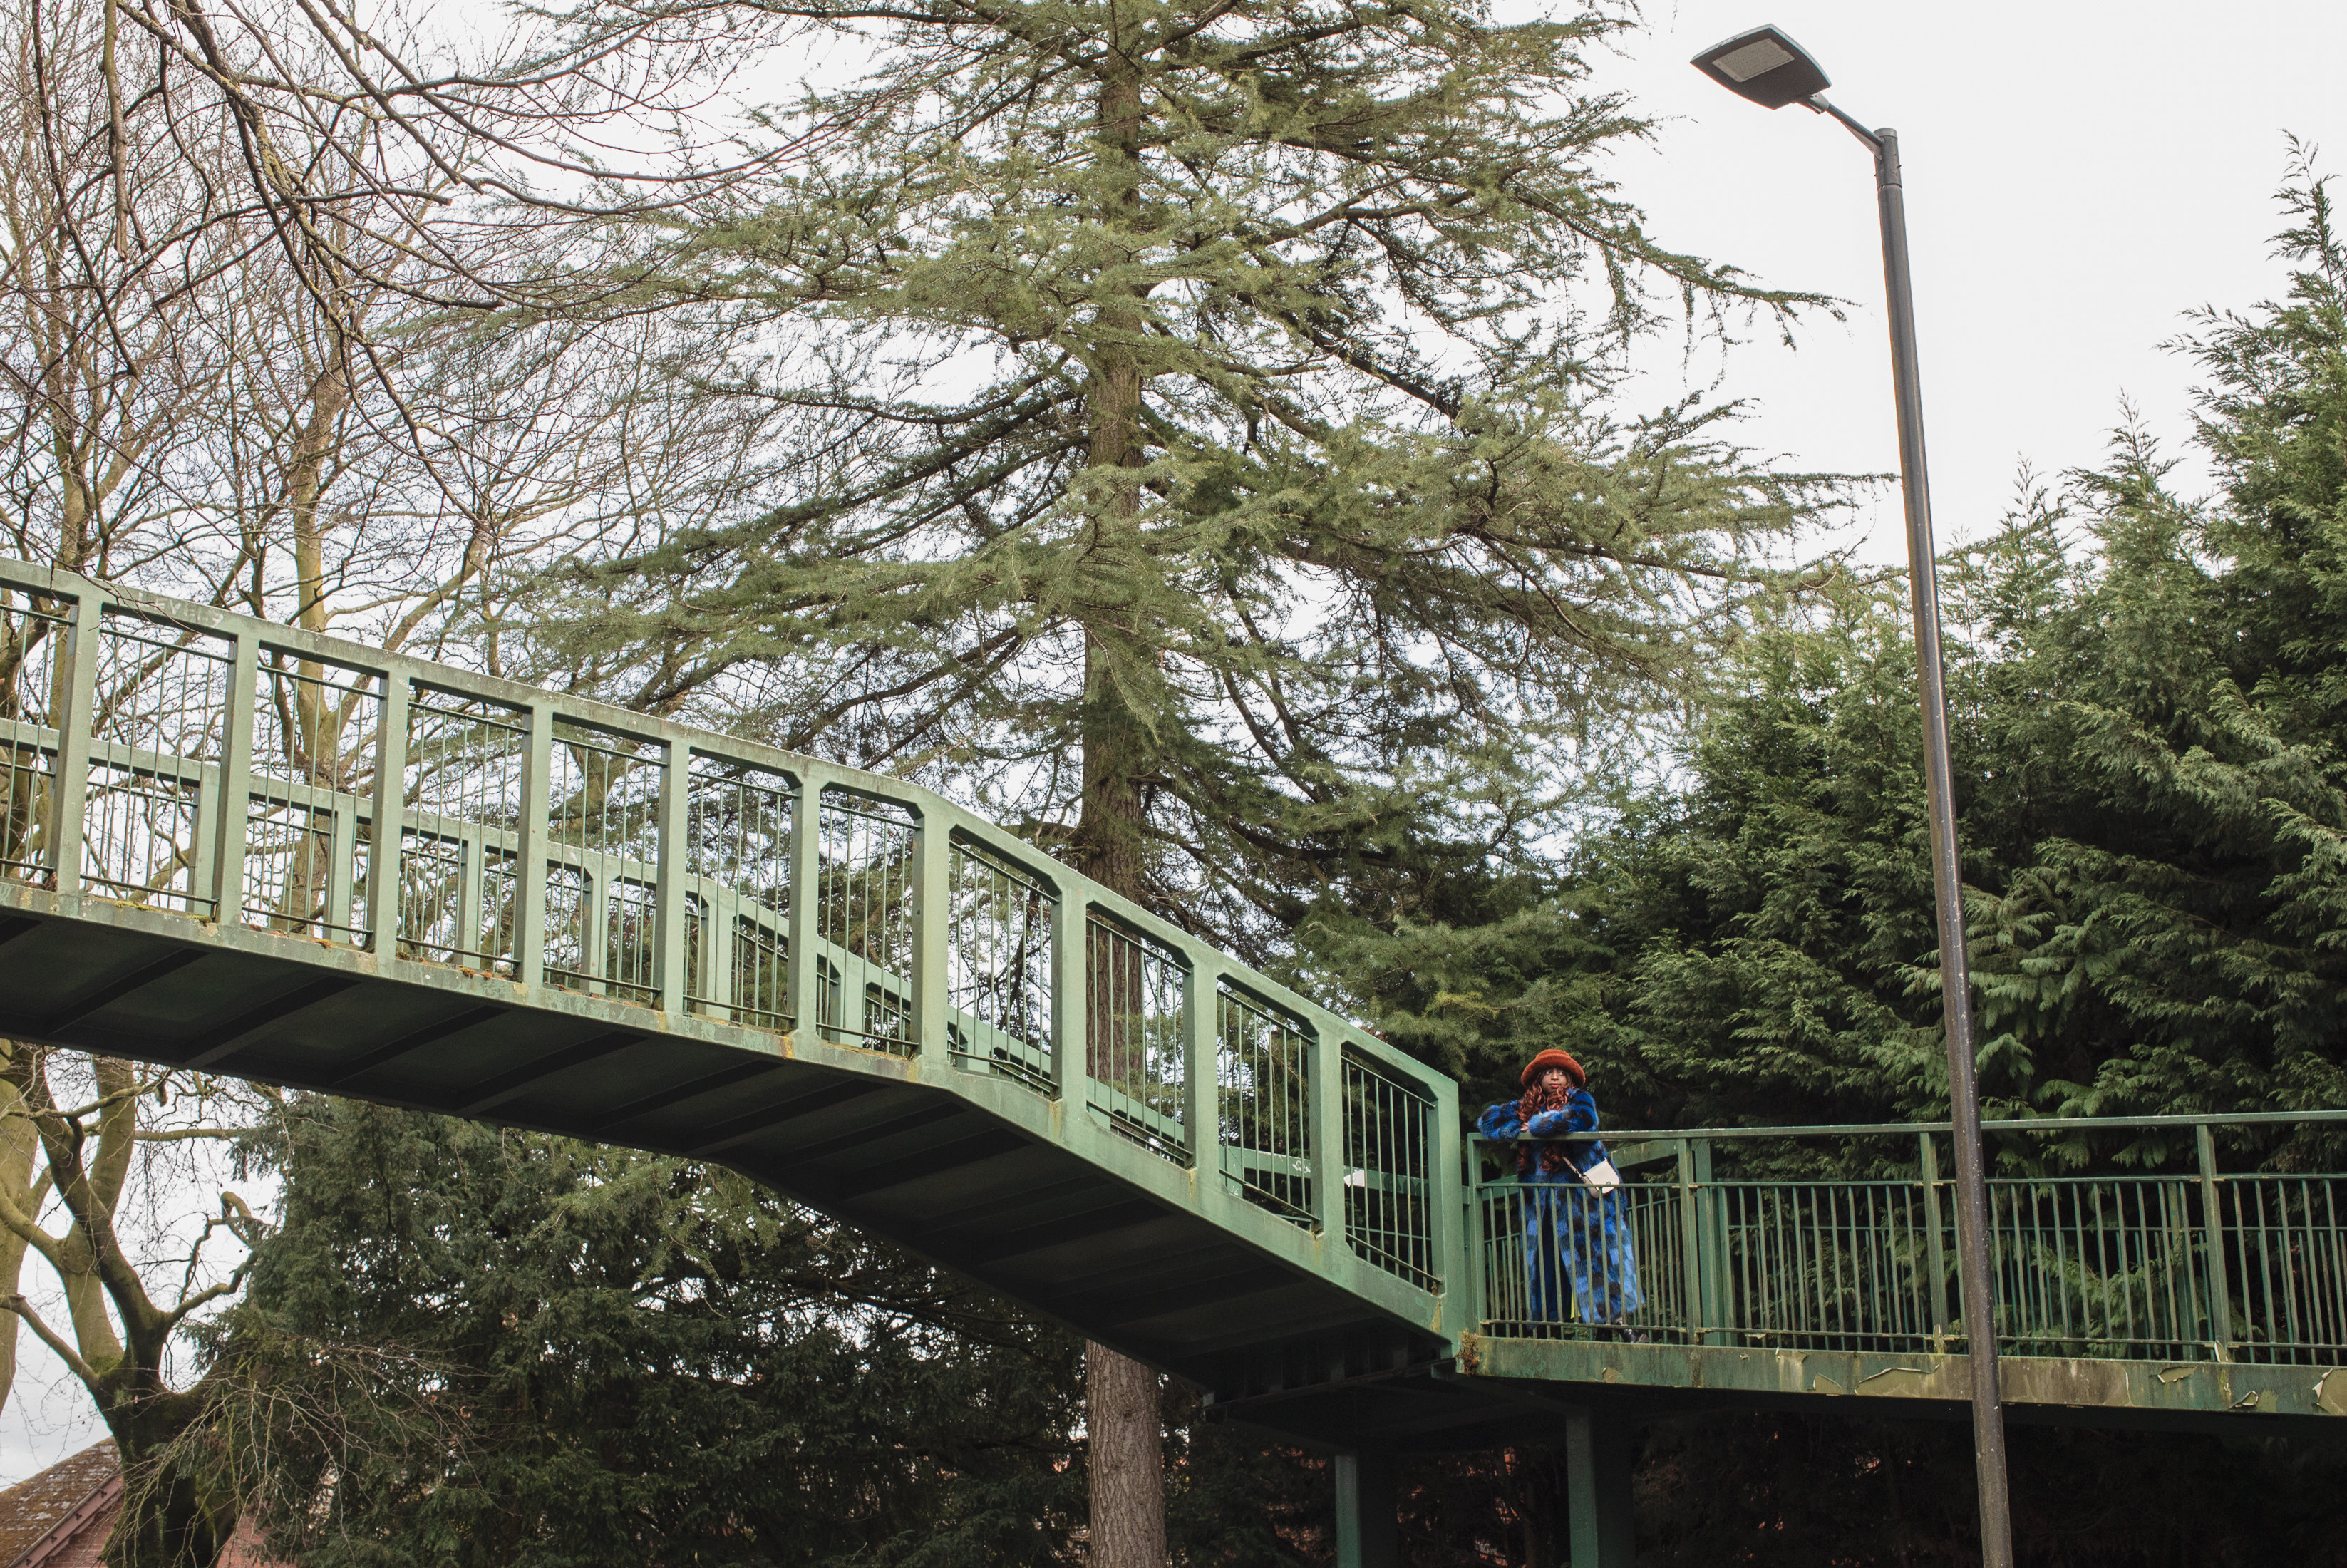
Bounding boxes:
2295 1179 2318 1352
2255 1179 2284 1356
2023 1180 2043 1348
1182 961 1214 1173
911 811 946 1061
1862 1184 1884 1346
1867 1182 1884 1346
1766 1186 1785 1339
1676 1139 1701 1345
787 775 822 1047
1859 1184 1878 1345
2314 1180 2336 1350
2166 1180 2187 1357
367 676 408 956
2323 1181 2346 1351
1050 887 1083 1100
2100 1187 2128 1349
2232 1179 2256 1355
2171 1177 2189 1358
515 704 552 988
656 744 689 1018
2055 1180 2077 1345
1314 1038 1345 1242
1369 1068 1387 1269
707 886 733 1013
1822 1185 1840 1346
1906 1181 1925 1343
584 863 609 991
2197 1123 2234 1360
1800 1182 1822 1340
1768 1185 1787 1341
211 631 256 926
1849 1185 1866 1347
48 592 99 897
1921 1133 1949 1346
1693 1139 1726 1346
1371 1079 1389 1276
2267 1180 2294 1354
2156 1182 2183 1357
1784 1185 1801 1341
326 800 356 944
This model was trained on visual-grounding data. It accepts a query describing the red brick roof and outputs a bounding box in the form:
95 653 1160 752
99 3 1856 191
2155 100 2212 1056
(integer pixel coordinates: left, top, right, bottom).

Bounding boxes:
0 1444 284 1568
0 1444 118 1568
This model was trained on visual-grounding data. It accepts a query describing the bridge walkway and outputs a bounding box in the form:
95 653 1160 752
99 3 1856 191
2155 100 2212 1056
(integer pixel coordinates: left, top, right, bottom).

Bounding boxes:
1235 1113 2347 1462
0 561 1456 1403
1 562 2343 1564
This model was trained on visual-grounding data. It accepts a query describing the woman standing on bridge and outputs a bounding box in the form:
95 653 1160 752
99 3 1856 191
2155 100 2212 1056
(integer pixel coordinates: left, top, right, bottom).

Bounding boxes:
1477 1048 1645 1337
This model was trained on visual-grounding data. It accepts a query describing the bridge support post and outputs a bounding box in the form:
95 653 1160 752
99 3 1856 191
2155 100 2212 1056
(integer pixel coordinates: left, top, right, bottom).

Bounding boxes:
1562 1406 1633 1568
368 675 408 956
48 592 99 897
1333 1451 1398 1568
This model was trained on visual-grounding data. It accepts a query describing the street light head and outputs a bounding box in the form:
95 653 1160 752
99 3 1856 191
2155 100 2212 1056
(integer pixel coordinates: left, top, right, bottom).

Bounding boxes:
1691 25 1830 110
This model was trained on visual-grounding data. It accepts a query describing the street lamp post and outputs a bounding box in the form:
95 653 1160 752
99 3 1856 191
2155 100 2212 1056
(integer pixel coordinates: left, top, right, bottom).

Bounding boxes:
1691 25 2016 1568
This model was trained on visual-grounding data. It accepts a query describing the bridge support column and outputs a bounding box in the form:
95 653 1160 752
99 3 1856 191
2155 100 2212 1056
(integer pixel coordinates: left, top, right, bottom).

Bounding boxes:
1334 1452 1399 1568
1563 1407 1634 1568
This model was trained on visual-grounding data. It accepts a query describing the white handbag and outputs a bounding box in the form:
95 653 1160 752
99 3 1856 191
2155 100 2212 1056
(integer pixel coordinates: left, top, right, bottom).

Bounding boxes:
1579 1156 1622 1192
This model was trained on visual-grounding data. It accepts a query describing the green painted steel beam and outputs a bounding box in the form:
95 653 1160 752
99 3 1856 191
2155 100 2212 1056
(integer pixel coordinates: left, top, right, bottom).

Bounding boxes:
1458 1335 2347 1429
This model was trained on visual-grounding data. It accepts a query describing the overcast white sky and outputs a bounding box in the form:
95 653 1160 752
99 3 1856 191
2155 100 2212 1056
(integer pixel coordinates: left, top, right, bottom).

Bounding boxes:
1593 0 2347 562
6 0 2346 1495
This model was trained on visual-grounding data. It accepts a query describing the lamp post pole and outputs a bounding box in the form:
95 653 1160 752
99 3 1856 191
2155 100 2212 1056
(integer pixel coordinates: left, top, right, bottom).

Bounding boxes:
1688 27 2015 1567
1818 100 2015 1568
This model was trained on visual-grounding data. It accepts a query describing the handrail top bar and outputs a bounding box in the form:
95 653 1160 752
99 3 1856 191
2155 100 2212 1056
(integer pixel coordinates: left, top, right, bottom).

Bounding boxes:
1473 1108 2347 1141
0 557 1448 1098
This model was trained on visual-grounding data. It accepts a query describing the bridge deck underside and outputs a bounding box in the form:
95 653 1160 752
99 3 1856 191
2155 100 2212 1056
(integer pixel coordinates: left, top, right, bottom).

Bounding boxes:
1209 1337 2347 1447
0 896 1441 1397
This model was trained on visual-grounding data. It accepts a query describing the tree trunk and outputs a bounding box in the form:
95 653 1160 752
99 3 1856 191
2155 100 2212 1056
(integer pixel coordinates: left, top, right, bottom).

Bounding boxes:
1073 44 1168 1568
103 1382 234 1568
1074 629 1168 1566
1085 1339 1166 1568
0 1045 38 1407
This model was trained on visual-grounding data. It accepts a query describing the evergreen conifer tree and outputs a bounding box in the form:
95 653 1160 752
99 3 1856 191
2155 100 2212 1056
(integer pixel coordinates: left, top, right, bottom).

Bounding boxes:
525 7 1832 1537
1343 148 2347 1149
215 1098 1089 1565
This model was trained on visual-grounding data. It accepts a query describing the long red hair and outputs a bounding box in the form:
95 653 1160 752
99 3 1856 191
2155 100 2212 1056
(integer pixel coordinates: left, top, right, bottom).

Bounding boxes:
1515 1077 1576 1177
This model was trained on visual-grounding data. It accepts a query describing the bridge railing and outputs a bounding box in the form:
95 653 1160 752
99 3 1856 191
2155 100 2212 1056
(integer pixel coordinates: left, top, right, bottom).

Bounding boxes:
1470 1113 2347 1364
0 563 1457 1301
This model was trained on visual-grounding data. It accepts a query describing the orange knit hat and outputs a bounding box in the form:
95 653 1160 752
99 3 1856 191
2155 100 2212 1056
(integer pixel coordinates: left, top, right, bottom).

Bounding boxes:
1519 1048 1586 1089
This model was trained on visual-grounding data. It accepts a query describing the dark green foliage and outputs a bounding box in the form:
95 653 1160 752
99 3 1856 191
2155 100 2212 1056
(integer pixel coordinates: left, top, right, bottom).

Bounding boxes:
1636 1414 2347 1568
1336 151 2347 1159
1166 1393 1332 1567
214 1098 1085 1567
1287 148 2347 1567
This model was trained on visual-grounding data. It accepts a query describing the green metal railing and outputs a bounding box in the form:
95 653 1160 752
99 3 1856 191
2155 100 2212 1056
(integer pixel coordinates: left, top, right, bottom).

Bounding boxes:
0 562 1457 1299
1471 1114 2347 1363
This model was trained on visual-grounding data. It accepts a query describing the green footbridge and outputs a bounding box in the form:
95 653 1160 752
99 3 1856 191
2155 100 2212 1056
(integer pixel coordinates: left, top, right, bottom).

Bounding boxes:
2 563 2342 1564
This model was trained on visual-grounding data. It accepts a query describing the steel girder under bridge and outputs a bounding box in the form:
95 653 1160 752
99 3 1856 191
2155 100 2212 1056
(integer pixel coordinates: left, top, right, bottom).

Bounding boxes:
2 562 2346 1560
